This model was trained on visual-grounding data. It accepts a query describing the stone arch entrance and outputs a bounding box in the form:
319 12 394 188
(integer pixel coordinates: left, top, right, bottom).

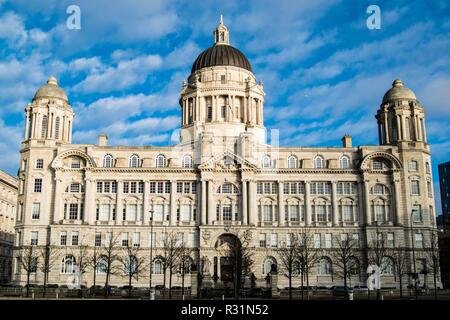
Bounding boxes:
214 233 241 287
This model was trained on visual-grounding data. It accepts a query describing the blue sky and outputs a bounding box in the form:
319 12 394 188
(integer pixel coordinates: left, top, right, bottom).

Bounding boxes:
0 0 449 214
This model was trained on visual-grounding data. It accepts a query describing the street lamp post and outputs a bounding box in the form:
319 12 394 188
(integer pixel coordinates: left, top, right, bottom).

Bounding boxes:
410 209 418 300
149 210 154 300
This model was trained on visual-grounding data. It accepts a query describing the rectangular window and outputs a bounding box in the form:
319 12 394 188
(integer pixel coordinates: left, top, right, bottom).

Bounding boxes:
387 233 395 247
373 160 383 170
122 232 129 247
263 205 272 222
60 231 67 246
342 205 353 222
130 182 137 193
290 205 299 222
123 182 129 193
180 204 191 222
192 182 197 194
316 205 327 222
153 204 164 221
177 233 184 246
70 183 80 193
34 178 42 192
71 158 81 168
100 204 110 221
149 182 156 193
324 233 332 248
95 232 101 247
340 233 348 242
223 205 232 221
165 181 171 194
138 182 144 193
69 203 78 220
97 182 103 193
36 159 44 169
71 231 79 246
184 182 190 194
31 202 40 220
132 232 140 247
314 234 321 248
259 233 267 248
352 233 359 247
411 180 420 195
374 205 385 223
30 231 38 246
104 182 110 193
157 182 164 194
257 183 263 194
271 233 278 247
112 181 117 193
126 204 137 221
409 161 418 171
412 204 422 222
415 233 423 248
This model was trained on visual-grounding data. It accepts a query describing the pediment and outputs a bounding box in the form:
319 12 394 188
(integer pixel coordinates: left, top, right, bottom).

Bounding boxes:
199 150 257 170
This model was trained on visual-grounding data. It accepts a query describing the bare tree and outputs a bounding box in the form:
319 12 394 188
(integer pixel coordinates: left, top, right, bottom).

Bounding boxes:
16 245 39 297
389 246 409 298
90 244 100 289
119 244 147 298
276 234 300 300
100 233 121 297
297 228 321 300
330 235 359 297
71 239 90 290
38 245 60 297
424 231 440 299
367 229 389 299
161 232 183 299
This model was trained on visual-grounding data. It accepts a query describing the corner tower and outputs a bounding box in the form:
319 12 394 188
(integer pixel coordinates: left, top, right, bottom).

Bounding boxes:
179 17 266 145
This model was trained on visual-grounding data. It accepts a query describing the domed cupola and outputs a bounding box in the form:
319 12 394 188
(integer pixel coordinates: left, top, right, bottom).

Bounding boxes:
376 79 427 146
33 76 69 102
191 15 252 73
24 76 74 144
382 79 417 103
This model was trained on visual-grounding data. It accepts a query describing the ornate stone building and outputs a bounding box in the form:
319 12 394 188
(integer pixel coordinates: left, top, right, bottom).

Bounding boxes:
13 19 439 290
0 170 18 284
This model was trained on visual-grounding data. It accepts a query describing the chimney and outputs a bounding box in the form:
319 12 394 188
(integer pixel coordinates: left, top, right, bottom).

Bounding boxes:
342 134 352 148
98 133 108 146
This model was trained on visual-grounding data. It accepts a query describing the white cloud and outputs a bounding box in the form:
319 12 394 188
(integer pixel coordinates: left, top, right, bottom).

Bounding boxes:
164 41 201 69
0 120 22 175
72 54 163 93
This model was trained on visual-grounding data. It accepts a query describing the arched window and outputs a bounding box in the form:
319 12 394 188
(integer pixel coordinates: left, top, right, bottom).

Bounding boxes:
262 257 277 275
314 156 325 169
103 154 113 168
41 115 48 138
156 154 166 168
179 256 193 275
425 162 431 174
287 156 298 169
340 156 350 169
292 259 302 275
182 155 193 168
152 258 164 274
318 257 332 275
96 256 108 274
372 183 389 195
381 257 394 275
409 160 418 171
61 255 76 274
124 256 138 275
30 257 38 273
391 117 398 142
55 116 60 139
262 155 272 169
129 155 140 168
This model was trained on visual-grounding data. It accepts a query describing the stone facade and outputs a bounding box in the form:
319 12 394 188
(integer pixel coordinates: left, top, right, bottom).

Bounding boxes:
13 20 439 290
0 170 18 284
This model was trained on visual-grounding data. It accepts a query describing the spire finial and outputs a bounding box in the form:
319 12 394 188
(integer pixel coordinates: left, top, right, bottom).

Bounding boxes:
220 14 223 25
214 16 230 45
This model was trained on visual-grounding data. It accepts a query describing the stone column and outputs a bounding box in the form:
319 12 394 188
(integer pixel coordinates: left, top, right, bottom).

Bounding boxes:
30 112 36 139
393 178 400 225
421 117 427 143
278 181 284 226
363 180 371 225
24 111 30 140
305 181 312 225
85 176 95 225
377 122 382 144
242 180 248 225
116 180 123 224
201 180 207 225
396 115 402 141
357 182 364 225
248 180 256 225
53 174 63 223
207 180 214 224
384 115 390 144
332 181 339 226
170 179 177 225
143 181 150 223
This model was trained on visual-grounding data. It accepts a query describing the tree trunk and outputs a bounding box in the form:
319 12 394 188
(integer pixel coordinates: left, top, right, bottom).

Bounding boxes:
26 271 31 298
399 274 403 298
289 273 292 300
306 271 310 300
128 274 132 298
169 269 173 299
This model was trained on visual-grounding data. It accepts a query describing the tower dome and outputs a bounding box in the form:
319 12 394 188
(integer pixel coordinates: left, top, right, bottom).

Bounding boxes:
33 76 68 102
191 16 252 73
382 79 417 103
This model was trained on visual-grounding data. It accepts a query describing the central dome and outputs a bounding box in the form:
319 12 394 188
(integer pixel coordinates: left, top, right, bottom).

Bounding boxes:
191 44 252 74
